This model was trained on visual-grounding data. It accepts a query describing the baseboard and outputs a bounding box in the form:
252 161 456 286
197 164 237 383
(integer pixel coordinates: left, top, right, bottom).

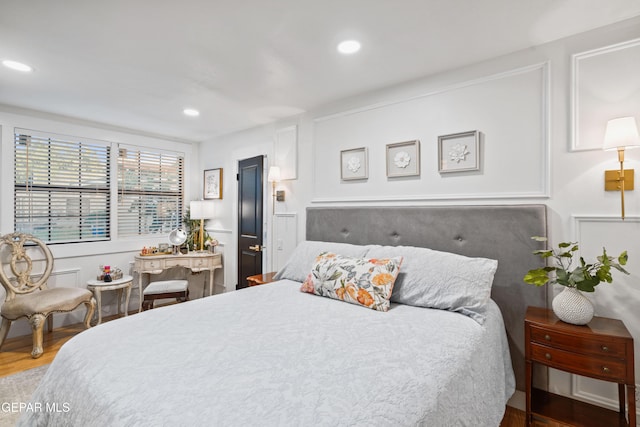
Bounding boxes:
508 390 525 411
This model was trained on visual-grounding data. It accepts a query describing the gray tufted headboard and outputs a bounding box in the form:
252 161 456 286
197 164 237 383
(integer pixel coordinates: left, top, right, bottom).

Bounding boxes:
306 204 548 391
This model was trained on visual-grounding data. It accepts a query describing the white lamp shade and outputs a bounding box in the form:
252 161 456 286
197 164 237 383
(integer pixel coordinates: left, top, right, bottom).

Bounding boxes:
603 117 640 151
267 166 281 182
190 200 215 219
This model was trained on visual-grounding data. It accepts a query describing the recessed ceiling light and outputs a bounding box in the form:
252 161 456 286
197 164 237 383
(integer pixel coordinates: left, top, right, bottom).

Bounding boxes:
337 40 361 55
183 108 200 117
2 59 33 72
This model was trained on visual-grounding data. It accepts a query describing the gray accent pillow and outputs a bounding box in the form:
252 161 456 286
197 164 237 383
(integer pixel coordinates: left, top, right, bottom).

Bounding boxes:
274 241 371 283
367 245 498 324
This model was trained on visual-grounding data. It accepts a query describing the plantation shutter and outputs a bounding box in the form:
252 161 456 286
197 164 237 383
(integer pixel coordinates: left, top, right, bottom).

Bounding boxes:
14 129 111 244
117 145 184 237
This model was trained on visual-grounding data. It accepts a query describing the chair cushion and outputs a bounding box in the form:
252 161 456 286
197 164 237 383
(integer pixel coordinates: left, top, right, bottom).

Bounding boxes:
143 280 188 295
1 287 93 320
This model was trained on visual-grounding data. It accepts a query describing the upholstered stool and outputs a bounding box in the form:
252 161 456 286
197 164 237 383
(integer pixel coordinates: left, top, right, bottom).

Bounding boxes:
142 280 189 311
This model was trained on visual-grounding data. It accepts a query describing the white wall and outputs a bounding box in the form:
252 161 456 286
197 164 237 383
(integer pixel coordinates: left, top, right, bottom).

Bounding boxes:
0 108 200 337
201 16 640 414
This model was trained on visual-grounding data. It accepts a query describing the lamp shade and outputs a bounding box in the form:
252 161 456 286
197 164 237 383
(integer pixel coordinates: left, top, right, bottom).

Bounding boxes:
603 117 640 151
190 200 215 220
267 166 281 182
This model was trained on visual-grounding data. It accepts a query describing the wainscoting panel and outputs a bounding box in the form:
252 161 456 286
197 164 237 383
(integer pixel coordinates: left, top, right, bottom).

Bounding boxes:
570 215 640 416
312 63 549 203
571 38 640 151
273 212 297 272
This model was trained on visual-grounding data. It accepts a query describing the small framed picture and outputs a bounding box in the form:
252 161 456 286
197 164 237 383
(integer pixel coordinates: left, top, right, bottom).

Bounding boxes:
438 131 480 173
203 168 223 199
340 147 368 181
386 140 420 178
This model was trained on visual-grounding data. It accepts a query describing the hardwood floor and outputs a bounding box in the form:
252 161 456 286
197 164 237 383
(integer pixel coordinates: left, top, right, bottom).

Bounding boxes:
1 316 535 427
0 312 127 378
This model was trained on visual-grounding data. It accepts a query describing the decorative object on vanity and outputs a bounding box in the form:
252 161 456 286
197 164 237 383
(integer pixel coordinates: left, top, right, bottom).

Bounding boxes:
523 236 629 325
386 140 420 178
203 168 223 199
168 228 187 254
340 147 368 181
205 237 219 253
438 130 480 173
603 116 640 220
139 245 172 256
187 201 215 252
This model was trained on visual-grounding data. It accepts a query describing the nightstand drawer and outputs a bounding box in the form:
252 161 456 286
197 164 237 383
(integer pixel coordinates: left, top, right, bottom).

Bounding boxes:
530 343 626 382
529 324 627 359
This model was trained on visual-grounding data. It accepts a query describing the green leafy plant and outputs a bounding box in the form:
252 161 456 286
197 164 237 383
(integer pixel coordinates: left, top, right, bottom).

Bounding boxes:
523 236 629 292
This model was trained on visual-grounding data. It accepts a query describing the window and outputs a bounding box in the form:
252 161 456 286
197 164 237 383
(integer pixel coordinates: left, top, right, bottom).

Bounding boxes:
117 145 184 237
14 129 111 243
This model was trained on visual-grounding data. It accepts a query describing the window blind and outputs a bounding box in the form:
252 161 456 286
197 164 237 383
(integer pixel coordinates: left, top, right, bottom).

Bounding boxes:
14 129 111 243
117 146 184 237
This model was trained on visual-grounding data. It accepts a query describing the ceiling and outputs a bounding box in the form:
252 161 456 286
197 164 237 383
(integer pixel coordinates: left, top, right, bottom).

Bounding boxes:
2 1 640 143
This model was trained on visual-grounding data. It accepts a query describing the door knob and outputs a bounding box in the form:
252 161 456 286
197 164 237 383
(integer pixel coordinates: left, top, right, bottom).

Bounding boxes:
249 245 262 252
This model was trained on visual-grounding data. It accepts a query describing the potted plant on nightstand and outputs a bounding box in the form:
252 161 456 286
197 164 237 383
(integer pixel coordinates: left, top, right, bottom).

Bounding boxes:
523 236 629 325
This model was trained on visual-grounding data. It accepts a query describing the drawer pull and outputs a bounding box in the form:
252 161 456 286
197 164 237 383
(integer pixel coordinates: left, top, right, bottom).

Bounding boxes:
545 353 552 360
544 334 551 341
602 366 610 373
601 346 609 352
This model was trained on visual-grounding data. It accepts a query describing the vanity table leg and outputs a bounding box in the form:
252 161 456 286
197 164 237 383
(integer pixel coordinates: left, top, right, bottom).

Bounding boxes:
208 269 214 297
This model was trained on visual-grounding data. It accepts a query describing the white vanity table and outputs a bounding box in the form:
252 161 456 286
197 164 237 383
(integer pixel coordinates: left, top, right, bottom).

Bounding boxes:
133 252 222 311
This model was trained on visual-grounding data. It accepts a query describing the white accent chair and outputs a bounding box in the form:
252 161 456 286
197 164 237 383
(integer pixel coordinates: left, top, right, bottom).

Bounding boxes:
142 280 189 310
0 233 96 358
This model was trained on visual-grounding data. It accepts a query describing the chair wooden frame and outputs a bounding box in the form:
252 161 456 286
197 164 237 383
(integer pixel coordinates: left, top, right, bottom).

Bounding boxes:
0 233 96 358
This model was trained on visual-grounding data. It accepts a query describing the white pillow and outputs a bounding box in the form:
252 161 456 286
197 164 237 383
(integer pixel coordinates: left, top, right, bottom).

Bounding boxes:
366 245 498 324
274 241 371 283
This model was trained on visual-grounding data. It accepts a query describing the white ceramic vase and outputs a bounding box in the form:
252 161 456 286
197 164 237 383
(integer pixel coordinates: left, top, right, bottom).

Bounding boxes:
552 286 594 325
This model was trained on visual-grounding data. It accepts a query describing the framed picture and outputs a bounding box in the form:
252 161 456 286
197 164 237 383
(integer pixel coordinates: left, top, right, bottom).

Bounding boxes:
438 131 480 173
203 168 223 199
340 147 368 181
386 140 420 178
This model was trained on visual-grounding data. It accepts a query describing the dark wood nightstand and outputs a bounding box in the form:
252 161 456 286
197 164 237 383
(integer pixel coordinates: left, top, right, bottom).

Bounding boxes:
525 306 636 427
246 272 277 287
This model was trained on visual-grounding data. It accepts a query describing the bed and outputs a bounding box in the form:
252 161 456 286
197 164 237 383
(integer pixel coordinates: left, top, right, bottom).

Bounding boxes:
19 204 547 426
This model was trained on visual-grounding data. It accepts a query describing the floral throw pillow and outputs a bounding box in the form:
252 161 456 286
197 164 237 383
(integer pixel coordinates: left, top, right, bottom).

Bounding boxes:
300 252 403 312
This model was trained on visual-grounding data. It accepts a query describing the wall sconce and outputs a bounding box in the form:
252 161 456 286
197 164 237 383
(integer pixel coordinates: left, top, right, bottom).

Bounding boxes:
189 200 215 251
603 117 640 219
267 166 284 214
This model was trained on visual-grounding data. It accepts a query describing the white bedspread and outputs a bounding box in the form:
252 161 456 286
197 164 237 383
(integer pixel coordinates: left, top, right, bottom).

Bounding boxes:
19 280 515 426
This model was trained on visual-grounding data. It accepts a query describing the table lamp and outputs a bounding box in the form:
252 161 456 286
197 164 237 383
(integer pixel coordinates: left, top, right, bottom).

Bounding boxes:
189 200 215 251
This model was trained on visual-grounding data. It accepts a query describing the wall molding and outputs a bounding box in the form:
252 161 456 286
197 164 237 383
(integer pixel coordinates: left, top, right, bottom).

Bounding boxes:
208 227 233 234
570 214 640 418
312 61 550 202
571 37 640 151
572 214 640 241
314 62 549 123
312 192 549 204
49 268 81 287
